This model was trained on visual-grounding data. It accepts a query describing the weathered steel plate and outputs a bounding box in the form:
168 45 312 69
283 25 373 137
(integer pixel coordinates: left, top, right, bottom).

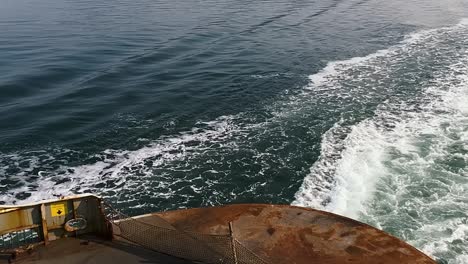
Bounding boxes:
140 204 437 264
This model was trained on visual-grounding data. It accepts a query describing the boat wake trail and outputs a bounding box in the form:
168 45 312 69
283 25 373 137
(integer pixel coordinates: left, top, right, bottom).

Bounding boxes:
1 17 467 264
293 19 468 263
0 115 249 206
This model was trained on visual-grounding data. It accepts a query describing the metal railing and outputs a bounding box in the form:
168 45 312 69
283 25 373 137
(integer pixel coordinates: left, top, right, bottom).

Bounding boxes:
0 194 110 251
103 201 269 264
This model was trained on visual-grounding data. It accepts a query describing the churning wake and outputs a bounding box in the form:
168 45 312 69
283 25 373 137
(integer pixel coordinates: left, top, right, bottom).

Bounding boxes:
1 19 467 263
0 116 250 206
293 19 468 263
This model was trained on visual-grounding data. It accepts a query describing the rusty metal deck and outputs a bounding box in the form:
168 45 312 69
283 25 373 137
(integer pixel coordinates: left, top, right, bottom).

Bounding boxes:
2 198 436 264
144 204 436 264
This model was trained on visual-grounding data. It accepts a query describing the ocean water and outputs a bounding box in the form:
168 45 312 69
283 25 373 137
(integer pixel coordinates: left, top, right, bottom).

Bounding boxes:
1 0 467 262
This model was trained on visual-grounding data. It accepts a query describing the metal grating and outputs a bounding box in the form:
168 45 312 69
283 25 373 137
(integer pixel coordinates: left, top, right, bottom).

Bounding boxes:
103 202 268 264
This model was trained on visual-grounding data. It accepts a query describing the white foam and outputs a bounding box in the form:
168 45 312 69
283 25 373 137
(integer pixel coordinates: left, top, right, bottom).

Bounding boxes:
308 19 468 91
294 18 468 262
416 219 468 263
0 115 244 205
308 49 392 88
1 16 467 264
295 18 468 210
295 122 383 218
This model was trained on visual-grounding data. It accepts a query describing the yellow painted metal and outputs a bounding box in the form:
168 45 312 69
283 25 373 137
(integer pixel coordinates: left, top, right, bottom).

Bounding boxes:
0 224 40 236
50 202 67 217
0 194 110 251
0 208 18 214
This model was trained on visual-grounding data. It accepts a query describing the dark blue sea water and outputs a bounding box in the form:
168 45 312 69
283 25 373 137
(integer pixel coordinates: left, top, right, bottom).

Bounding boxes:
1 0 468 262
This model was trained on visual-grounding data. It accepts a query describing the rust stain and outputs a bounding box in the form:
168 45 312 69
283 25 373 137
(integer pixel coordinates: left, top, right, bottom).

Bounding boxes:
145 204 436 264
2 199 436 264
346 245 369 255
340 230 357 237
266 227 275 236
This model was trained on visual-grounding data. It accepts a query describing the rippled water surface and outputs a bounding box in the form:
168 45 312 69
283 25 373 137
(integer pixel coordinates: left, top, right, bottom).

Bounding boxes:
1 0 468 262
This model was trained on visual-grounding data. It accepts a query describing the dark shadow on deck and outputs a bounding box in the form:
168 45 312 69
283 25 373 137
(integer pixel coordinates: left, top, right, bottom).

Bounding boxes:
6 235 194 264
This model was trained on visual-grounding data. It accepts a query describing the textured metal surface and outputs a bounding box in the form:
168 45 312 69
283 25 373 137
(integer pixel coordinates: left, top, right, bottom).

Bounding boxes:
7 236 194 264
141 204 436 264
2 195 437 263
105 202 267 264
0 194 110 251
